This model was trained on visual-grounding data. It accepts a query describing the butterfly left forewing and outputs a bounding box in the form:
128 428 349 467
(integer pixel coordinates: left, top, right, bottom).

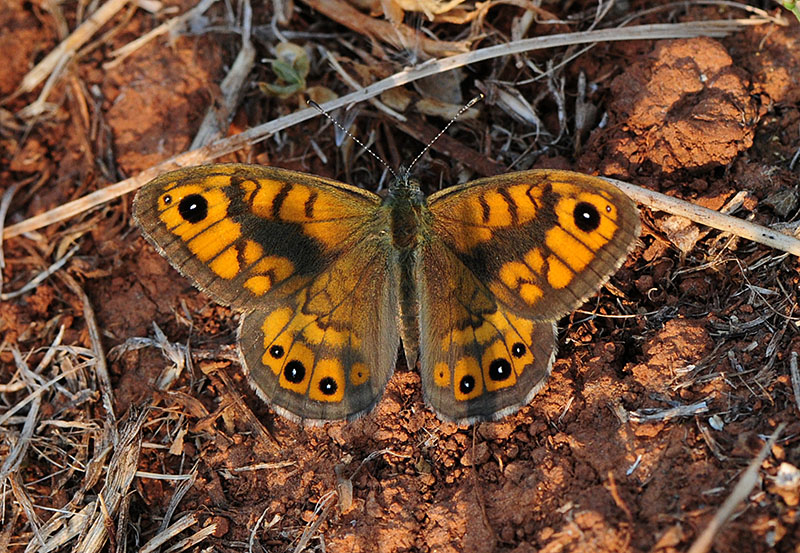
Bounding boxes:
419 169 639 422
427 169 640 321
133 163 384 310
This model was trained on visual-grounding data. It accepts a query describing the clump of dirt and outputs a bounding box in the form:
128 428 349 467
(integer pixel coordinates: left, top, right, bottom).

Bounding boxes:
590 37 759 175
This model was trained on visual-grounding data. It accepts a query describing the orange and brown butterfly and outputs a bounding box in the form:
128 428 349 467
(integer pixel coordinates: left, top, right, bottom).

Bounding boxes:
133 163 639 424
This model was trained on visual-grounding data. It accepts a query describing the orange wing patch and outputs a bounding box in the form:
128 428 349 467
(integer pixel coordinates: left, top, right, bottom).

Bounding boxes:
435 183 543 252
256 289 366 403
245 179 372 247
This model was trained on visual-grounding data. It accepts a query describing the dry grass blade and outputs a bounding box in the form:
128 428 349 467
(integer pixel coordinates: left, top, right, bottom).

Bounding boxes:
0 395 41 481
790 352 800 414
300 0 471 57
3 396 43 546
158 469 198 534
211 367 278 448
292 491 336 553
0 180 23 293
161 523 217 553
9 0 131 99
190 0 254 149
0 245 79 301
1 19 763 242
687 423 786 553
138 512 199 553
628 400 709 423
10 471 44 546
0 367 80 427
70 408 148 553
110 323 191 391
60 273 116 422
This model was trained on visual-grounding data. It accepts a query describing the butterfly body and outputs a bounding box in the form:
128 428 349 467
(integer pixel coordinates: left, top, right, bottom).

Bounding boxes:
134 163 639 424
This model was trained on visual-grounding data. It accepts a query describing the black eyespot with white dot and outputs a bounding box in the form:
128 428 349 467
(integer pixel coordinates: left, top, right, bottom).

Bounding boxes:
284 360 305 383
162 194 172 205
319 377 338 396
511 343 526 358
574 201 600 233
459 374 476 395
269 345 284 359
488 359 512 382
178 194 208 223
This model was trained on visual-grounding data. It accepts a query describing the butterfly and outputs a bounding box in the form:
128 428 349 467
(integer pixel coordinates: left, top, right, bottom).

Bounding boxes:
133 163 639 424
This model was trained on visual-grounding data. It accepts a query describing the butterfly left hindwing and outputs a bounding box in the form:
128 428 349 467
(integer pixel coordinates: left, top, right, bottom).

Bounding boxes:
133 164 400 422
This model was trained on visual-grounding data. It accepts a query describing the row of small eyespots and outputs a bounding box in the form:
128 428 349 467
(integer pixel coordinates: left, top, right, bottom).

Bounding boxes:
435 341 528 400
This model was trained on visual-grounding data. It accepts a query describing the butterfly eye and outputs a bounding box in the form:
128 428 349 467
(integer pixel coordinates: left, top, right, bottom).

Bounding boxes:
573 201 601 232
284 360 306 384
511 343 526 358
488 358 512 382
318 377 338 396
178 193 209 223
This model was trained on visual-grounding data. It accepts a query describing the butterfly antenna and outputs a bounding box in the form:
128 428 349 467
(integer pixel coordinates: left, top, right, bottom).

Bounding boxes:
404 93 484 179
307 100 398 180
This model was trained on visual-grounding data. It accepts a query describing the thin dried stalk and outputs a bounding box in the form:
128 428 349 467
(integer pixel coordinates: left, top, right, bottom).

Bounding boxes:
103 0 217 69
791 352 800 414
60 273 115 422
606 177 800 256
161 524 217 553
70 408 147 553
292 491 336 553
628 400 710 423
190 0 255 149
0 245 79 301
138 512 198 553
0 181 23 293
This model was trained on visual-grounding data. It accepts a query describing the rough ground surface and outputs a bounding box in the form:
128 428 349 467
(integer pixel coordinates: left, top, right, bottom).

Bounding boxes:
1 2 800 552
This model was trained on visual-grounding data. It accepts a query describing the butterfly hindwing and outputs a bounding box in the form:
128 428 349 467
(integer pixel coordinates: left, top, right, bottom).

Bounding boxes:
417 237 558 422
238 238 401 422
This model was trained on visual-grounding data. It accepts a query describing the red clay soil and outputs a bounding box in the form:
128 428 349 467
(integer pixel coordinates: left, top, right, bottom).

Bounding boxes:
2 2 800 553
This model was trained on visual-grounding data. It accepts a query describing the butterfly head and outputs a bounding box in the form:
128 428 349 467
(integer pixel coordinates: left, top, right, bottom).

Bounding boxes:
386 169 425 205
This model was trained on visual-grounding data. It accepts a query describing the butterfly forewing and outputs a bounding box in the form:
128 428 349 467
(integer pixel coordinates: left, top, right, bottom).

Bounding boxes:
427 169 640 322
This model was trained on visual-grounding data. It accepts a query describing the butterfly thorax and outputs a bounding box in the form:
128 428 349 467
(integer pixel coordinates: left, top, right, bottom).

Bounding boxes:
384 176 429 253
